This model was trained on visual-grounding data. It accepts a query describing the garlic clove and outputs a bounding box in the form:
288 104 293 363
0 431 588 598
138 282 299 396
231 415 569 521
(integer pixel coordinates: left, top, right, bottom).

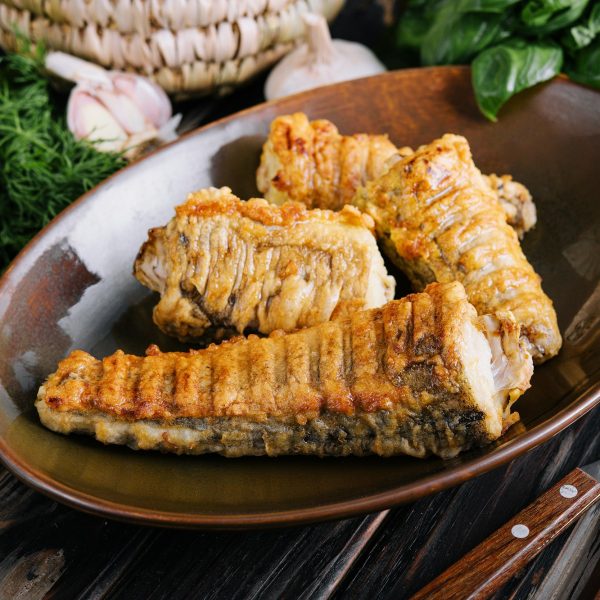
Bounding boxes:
46 51 113 89
48 50 180 159
265 14 386 100
111 73 172 128
67 87 128 153
93 88 151 134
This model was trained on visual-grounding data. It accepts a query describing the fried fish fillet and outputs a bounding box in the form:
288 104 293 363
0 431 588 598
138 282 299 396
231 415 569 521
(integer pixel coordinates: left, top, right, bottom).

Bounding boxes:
134 187 395 340
36 282 533 459
485 173 537 239
257 112 409 210
355 134 561 364
256 113 536 237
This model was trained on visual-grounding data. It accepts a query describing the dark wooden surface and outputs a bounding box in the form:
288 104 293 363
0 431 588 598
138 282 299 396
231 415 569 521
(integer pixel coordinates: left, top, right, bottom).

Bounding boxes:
0 407 597 599
413 468 600 600
1 2 599 598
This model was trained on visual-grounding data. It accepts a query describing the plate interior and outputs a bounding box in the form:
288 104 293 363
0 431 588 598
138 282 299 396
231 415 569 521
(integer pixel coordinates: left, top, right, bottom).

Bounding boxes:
0 67 598 524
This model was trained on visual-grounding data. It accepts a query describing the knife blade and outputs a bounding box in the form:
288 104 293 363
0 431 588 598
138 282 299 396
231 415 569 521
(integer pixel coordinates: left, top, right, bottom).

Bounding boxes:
411 460 600 600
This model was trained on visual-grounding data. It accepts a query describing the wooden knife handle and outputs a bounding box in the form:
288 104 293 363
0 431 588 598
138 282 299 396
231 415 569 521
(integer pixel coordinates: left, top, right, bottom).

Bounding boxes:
411 468 600 600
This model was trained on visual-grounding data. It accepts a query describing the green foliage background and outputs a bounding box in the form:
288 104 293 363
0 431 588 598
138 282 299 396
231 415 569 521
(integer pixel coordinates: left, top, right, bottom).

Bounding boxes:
0 48 125 271
395 0 600 119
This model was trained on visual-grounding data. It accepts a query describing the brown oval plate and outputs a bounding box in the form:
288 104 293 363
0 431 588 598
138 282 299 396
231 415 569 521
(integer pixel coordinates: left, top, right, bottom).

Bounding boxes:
0 67 599 529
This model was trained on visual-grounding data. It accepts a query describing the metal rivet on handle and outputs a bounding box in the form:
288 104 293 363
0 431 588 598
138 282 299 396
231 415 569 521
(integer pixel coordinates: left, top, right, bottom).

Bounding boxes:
511 524 530 539
560 484 578 499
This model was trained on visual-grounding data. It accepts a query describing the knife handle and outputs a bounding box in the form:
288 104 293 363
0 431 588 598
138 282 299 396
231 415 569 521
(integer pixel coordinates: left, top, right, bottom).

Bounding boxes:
411 468 600 600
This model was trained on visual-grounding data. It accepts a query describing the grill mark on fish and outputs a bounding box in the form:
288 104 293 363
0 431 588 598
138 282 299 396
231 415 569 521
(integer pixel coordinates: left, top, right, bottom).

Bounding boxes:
207 350 215 417
36 283 533 458
229 234 246 318
312 327 321 390
342 318 354 394
373 312 386 380
359 134 561 364
198 221 213 296
382 301 403 385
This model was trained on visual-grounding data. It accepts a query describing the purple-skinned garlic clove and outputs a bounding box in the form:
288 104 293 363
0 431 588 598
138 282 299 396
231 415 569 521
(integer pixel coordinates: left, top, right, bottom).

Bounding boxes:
46 51 179 159
111 73 172 128
67 88 129 153
93 89 151 134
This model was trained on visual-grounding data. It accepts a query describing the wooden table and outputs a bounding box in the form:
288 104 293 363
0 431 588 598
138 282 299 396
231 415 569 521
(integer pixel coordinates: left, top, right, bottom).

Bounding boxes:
0 407 598 598
1 3 599 598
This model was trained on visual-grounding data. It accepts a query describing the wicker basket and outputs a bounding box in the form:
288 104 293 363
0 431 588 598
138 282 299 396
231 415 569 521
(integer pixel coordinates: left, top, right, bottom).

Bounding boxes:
0 0 345 95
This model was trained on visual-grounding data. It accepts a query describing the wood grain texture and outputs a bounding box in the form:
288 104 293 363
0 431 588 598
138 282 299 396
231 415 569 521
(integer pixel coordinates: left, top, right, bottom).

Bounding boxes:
0 2 598 596
0 406 597 599
411 469 600 599
331 406 600 600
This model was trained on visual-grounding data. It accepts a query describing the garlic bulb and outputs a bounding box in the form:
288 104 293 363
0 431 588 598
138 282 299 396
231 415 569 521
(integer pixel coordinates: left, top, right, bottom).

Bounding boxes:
265 14 386 100
45 52 180 159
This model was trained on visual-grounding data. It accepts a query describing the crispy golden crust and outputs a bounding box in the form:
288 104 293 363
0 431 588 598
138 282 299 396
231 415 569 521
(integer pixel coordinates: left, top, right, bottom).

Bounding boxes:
256 113 401 211
36 283 530 456
134 187 395 339
177 186 374 228
257 113 536 235
37 282 521 419
36 282 532 458
355 134 561 363
40 283 469 420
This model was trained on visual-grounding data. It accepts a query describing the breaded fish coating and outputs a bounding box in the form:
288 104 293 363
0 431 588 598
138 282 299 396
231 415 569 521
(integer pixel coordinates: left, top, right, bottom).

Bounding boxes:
257 113 536 236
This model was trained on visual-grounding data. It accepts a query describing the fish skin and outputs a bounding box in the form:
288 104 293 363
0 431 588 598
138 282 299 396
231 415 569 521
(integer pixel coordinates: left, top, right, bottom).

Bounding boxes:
36 282 532 459
354 133 561 364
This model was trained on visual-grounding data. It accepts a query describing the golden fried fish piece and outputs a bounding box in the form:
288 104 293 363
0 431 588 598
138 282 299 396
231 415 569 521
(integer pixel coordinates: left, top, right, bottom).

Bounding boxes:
257 113 536 236
354 134 561 363
134 186 395 340
36 282 532 459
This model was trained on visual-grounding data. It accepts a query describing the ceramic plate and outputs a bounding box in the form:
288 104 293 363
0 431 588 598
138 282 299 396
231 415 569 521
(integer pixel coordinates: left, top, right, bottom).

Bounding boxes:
0 67 599 528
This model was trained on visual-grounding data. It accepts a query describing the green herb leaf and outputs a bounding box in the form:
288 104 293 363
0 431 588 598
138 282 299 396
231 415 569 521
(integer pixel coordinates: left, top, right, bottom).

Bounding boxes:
562 3 600 51
472 38 563 120
421 12 511 64
567 37 600 87
396 8 436 48
406 0 434 8
520 0 589 35
0 51 125 271
452 0 522 13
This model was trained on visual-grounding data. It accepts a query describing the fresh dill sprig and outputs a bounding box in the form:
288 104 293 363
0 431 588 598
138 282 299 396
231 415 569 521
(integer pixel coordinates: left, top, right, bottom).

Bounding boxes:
0 47 126 271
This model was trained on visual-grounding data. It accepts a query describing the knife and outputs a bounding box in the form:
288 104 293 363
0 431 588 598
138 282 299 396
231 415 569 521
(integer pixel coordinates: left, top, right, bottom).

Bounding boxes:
411 461 600 600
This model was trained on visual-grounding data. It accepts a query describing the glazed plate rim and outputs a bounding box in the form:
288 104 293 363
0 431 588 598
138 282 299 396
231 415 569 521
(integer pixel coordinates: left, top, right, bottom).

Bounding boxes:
1 66 599 529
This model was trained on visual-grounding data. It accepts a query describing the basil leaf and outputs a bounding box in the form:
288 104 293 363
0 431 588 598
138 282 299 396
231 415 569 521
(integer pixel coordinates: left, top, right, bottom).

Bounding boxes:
567 38 600 87
472 38 563 120
396 8 436 48
562 4 600 51
397 0 520 56
422 13 511 64
453 0 521 12
414 0 520 11
520 0 589 35
406 0 447 15
396 0 448 48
